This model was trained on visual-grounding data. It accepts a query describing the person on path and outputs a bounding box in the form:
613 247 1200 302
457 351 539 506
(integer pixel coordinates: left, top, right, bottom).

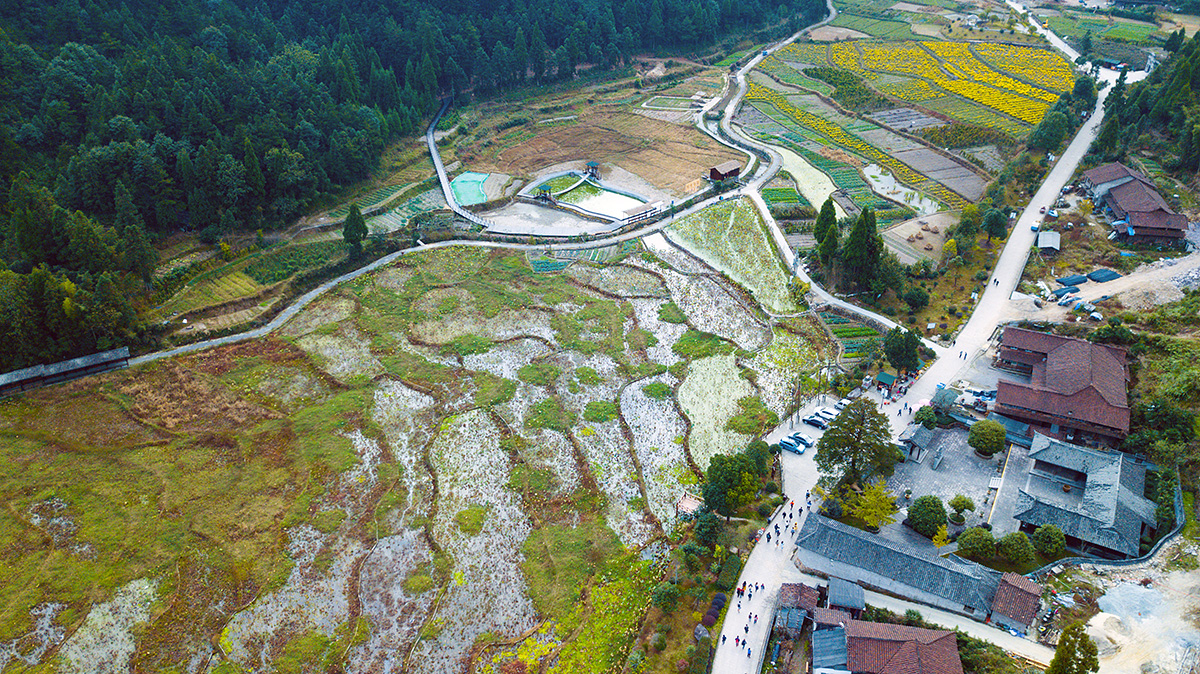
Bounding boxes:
744 624 749 634
722 635 727 644
738 600 742 611
747 650 751 659
766 533 771 543
735 636 740 647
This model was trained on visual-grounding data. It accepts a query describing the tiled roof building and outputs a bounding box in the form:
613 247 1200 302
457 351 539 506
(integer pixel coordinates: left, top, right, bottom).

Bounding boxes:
990 572 1042 630
844 620 964 674
1013 434 1158 558
794 515 1003 620
994 327 1130 445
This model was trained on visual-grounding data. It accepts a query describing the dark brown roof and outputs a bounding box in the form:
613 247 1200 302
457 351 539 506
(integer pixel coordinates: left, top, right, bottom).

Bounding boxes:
713 160 742 173
779 583 820 610
811 606 853 626
991 573 1041 628
1107 179 1174 218
996 328 1129 434
1122 210 1188 236
844 620 964 674
1082 162 1152 188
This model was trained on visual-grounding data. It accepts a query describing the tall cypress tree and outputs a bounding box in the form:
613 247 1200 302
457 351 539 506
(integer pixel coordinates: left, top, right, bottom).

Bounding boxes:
813 197 836 243
343 204 367 253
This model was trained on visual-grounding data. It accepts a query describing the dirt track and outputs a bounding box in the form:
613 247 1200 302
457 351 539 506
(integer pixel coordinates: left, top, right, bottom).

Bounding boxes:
999 231 1200 324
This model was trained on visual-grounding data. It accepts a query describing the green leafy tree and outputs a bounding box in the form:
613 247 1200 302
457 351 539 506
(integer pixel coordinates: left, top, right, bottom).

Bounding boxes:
702 453 759 518
813 197 836 243
1029 111 1069 152
694 511 721 547
903 286 929 312
814 398 896 485
1073 75 1097 107
968 419 1007 457
956 526 995 560
883 327 921 373
848 480 898 530
915 406 936 430
1033 524 1067 557
1166 28 1185 53
1046 623 1100 674
956 204 981 240
907 495 946 538
949 494 975 521
343 203 368 253
983 208 1007 242
997 531 1036 564
651 581 680 611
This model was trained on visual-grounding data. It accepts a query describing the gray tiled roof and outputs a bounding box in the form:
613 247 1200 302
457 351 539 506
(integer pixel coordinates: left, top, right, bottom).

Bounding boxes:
796 515 1002 615
829 577 865 611
900 423 936 450
812 626 848 669
1015 434 1157 557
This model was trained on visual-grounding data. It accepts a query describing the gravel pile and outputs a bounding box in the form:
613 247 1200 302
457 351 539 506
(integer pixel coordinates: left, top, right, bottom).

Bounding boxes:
1173 266 1200 291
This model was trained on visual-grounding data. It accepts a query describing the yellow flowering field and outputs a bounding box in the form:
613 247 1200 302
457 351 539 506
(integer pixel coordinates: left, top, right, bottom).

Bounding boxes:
768 39 1073 129
971 43 1075 93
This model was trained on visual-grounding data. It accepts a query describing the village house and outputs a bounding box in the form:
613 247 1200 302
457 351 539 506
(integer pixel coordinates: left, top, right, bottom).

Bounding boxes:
993 327 1130 446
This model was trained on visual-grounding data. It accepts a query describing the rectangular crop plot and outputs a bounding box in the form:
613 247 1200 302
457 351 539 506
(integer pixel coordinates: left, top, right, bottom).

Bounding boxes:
891 148 986 201
762 187 811 207
869 107 946 131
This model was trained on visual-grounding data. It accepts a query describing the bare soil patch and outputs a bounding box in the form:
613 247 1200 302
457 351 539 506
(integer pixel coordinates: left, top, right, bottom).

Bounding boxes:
460 111 738 197
881 211 958 264
809 25 871 40
118 361 279 432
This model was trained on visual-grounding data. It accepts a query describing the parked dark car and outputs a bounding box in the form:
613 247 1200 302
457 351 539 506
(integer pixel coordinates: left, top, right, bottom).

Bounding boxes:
803 415 829 429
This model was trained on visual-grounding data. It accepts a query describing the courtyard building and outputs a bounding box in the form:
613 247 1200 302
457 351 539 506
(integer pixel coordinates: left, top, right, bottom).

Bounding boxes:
1012 433 1159 559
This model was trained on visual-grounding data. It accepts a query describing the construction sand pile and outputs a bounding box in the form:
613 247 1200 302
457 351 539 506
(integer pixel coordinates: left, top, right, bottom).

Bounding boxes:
1118 284 1185 311
1076 540 1200 674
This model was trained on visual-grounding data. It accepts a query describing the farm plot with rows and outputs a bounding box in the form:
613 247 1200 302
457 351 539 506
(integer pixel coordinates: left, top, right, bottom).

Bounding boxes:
749 39 1075 203
0 239 828 672
820 311 881 361
744 83 972 209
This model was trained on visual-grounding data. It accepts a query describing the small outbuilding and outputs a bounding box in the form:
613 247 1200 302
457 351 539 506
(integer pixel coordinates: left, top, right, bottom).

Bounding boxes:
1037 231 1061 254
827 577 865 618
709 160 742 181
990 572 1042 631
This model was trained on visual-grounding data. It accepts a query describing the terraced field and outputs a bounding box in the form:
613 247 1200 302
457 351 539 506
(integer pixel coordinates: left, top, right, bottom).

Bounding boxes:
0 236 834 674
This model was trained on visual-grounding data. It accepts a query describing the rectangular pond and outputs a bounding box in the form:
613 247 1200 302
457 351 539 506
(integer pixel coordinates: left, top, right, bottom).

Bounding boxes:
559 182 645 220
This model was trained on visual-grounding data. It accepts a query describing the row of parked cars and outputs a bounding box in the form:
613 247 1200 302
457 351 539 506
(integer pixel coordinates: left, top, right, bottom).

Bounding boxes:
778 397 855 454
